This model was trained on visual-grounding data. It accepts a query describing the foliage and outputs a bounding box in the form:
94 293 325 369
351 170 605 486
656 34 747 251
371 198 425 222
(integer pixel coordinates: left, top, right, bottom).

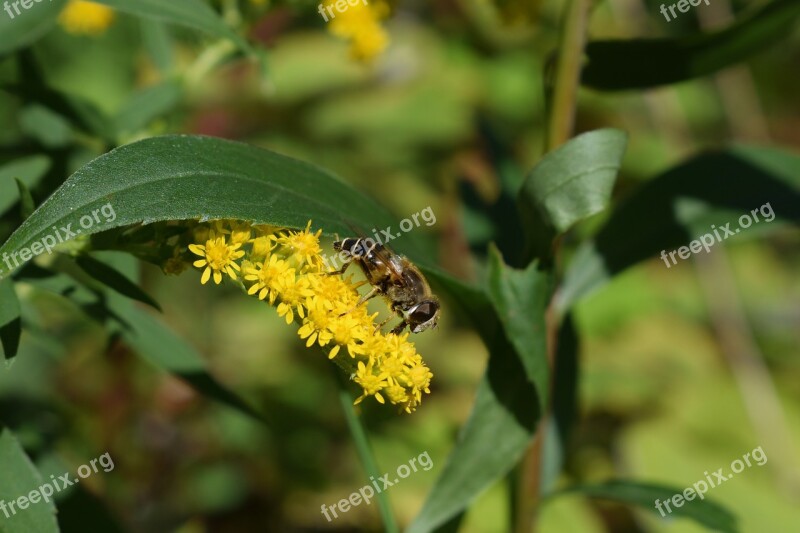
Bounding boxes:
0 0 798 532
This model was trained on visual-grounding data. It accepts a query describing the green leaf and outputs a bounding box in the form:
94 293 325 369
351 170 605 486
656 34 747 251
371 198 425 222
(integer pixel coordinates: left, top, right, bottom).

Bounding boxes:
0 278 21 361
0 0 67 57
540 313 579 494
114 301 264 422
92 0 253 55
0 134 400 281
557 145 800 313
18 104 73 148
0 429 59 533
582 0 800 90
15 178 35 219
0 156 50 216
486 245 550 400
84 252 262 421
3 72 114 142
338 382 398 533
519 129 627 236
553 480 738 533
113 80 182 138
75 254 161 311
16 256 262 421
409 265 550 533
140 20 175 73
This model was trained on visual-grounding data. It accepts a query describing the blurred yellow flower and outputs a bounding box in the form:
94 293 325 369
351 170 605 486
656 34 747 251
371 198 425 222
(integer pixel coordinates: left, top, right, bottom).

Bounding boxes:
59 0 115 36
324 0 390 62
182 219 433 412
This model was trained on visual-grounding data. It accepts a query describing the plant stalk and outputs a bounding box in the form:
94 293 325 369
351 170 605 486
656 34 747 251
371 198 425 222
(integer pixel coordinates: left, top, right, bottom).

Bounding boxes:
516 0 593 531
545 0 592 153
337 381 399 533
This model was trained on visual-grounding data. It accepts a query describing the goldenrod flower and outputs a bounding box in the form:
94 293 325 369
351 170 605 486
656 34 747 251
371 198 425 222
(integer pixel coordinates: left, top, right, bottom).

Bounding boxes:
354 360 390 404
189 230 245 285
244 254 292 302
272 221 324 271
59 0 115 36
182 218 433 413
325 0 390 62
274 275 313 324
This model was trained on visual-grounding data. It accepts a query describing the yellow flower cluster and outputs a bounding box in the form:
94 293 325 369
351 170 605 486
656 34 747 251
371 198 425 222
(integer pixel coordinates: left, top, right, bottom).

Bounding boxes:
325 0 390 62
184 220 432 412
59 0 115 36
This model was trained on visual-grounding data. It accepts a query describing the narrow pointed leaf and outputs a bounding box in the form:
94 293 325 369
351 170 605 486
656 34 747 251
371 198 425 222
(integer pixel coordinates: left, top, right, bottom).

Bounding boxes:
409 264 550 533
0 156 50 216
15 178 36 219
0 278 22 361
0 429 59 533
76 254 161 311
0 0 67 56
92 0 253 55
486 245 550 399
554 480 738 533
582 0 800 90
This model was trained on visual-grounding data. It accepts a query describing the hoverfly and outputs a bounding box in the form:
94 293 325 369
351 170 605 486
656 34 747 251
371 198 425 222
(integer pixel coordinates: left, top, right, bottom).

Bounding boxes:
330 237 440 334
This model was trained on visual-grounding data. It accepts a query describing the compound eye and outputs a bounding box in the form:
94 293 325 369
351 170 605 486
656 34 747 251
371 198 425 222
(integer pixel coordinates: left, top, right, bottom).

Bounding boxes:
410 302 438 323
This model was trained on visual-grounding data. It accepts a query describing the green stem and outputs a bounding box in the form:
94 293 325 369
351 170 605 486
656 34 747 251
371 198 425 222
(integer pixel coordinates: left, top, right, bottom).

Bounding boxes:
337 380 399 533
544 0 593 153
183 39 237 88
517 0 593 531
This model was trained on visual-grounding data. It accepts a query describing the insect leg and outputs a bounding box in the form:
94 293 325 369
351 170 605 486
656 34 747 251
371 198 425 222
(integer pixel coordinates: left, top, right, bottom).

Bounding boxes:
325 259 351 276
339 286 381 317
373 315 394 334
390 320 409 335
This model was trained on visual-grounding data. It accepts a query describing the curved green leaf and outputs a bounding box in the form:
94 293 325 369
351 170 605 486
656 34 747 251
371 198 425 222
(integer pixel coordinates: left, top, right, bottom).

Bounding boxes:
14 178 35 219
16 256 261 421
552 480 738 533
518 128 627 260
140 20 175 73
0 278 21 360
0 429 59 533
486 245 549 398
540 312 578 494
0 0 67 57
557 145 800 313
76 254 161 311
0 155 50 216
113 81 182 139
408 263 550 533
582 0 800 90
92 0 253 55
0 134 399 281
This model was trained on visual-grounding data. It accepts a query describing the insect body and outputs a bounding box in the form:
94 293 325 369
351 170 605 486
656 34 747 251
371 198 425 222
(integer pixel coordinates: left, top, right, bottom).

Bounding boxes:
332 237 440 334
